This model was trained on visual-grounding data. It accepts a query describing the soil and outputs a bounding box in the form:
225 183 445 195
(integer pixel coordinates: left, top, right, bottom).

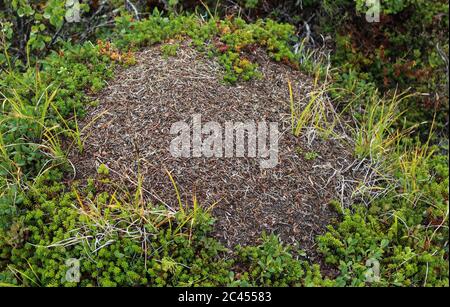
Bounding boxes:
70 41 359 260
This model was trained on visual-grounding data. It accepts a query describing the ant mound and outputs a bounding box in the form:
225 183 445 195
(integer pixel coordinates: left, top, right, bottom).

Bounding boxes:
72 41 359 257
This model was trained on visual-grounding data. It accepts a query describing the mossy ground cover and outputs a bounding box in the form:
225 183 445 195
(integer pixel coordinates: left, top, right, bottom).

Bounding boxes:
0 2 448 287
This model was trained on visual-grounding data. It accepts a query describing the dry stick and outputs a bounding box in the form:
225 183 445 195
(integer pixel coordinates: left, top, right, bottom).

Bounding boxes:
124 0 140 21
